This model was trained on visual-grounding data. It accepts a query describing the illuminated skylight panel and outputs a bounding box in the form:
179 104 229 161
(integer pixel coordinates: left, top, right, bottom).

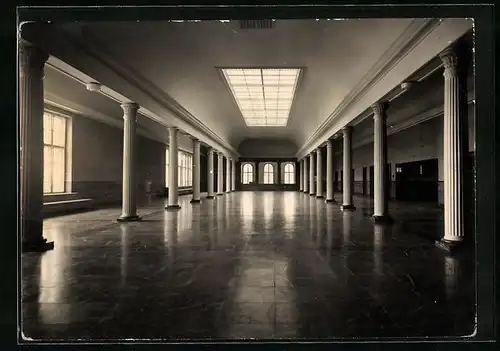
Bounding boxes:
222 68 300 127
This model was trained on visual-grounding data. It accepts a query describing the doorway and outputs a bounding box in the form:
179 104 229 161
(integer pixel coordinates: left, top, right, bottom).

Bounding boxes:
362 167 367 196
369 166 374 197
395 158 438 202
340 170 343 192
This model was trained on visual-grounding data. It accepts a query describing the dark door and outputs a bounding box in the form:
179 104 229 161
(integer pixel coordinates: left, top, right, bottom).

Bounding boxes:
386 164 392 200
395 159 438 202
463 152 475 242
369 166 374 197
362 167 367 196
340 170 343 192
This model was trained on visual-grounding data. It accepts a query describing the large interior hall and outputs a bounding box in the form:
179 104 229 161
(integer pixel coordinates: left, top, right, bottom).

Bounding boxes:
19 17 478 341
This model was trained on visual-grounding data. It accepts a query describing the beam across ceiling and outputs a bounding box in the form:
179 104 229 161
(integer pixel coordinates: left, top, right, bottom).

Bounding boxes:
295 18 473 160
21 22 239 161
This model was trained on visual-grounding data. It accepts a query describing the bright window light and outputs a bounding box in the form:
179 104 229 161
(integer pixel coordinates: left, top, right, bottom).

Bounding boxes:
221 68 301 127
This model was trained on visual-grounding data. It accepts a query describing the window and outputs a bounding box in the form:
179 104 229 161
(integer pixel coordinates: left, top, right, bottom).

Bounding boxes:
43 111 67 194
283 163 295 184
263 163 274 184
241 163 253 184
165 148 193 187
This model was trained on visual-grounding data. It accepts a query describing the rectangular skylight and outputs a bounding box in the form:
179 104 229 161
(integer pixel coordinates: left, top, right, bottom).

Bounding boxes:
221 68 301 127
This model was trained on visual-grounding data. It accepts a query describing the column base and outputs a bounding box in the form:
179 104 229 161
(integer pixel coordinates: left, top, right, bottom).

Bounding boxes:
325 198 336 204
226 191 231 194
435 239 464 253
309 193 316 196
217 193 224 196
190 199 201 204
117 215 142 222
205 195 215 199
22 237 54 253
341 204 356 211
316 195 324 199
371 215 394 225
165 205 181 211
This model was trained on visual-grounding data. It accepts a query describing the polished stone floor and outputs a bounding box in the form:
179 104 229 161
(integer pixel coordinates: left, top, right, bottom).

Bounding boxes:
21 192 475 341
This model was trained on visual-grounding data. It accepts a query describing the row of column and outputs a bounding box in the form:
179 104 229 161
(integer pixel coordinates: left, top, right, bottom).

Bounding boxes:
19 40 237 252
206 148 236 200
129 121 237 215
297 46 465 247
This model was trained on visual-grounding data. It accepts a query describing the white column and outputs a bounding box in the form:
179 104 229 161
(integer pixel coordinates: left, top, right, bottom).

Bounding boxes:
206 148 215 199
309 153 316 195
372 102 392 223
226 157 231 193
118 102 142 221
19 41 53 252
341 126 356 211
437 47 465 249
231 159 236 191
190 138 201 203
326 139 335 203
217 152 224 195
316 147 323 198
298 160 303 191
166 127 181 209
302 156 309 194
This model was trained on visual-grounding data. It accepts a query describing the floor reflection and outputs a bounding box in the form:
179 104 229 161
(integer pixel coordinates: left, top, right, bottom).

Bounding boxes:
373 224 385 276
341 211 352 255
21 192 475 340
119 224 130 288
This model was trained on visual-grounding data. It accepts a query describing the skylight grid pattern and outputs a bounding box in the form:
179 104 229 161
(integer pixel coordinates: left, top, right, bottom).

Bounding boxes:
222 68 300 127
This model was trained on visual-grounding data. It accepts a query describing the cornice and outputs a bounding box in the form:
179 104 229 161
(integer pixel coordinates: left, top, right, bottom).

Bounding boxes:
296 18 441 159
43 95 193 154
351 97 475 150
29 23 238 159
65 28 239 159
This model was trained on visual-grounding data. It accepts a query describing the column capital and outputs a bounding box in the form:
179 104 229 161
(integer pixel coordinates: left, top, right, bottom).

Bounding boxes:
121 102 139 122
121 102 139 113
342 126 353 135
18 41 49 76
439 46 458 78
168 126 179 136
371 101 388 117
326 139 333 148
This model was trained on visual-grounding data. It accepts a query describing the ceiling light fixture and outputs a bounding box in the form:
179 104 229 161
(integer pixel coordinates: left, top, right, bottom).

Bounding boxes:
86 81 102 92
221 68 301 127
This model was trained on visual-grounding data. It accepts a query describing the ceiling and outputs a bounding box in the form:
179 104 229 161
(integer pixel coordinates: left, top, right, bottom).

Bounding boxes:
44 19 418 147
36 18 473 157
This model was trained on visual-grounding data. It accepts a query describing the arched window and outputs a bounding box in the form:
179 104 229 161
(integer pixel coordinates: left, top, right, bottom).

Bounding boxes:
242 163 254 184
283 163 295 184
263 163 274 184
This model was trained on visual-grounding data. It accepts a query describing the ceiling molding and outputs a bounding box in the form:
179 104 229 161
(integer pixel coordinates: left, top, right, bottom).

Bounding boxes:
44 95 194 154
296 19 472 160
72 27 239 158
296 18 441 158
351 97 475 150
26 23 238 160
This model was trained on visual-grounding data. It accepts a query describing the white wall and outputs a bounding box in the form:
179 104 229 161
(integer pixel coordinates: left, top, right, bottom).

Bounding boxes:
71 114 166 204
